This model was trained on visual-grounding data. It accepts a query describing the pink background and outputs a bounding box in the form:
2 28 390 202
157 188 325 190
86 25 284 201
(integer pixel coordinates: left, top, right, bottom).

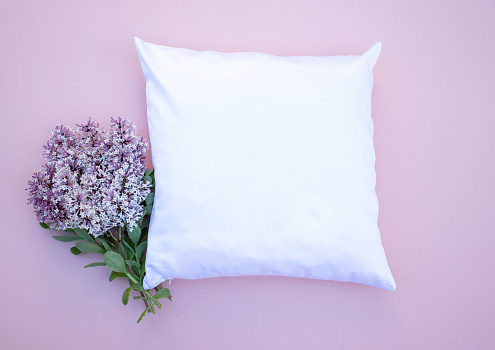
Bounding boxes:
1 0 494 349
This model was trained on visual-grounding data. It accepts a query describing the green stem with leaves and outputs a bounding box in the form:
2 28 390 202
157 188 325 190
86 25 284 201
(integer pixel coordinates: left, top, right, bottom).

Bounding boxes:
45 168 171 323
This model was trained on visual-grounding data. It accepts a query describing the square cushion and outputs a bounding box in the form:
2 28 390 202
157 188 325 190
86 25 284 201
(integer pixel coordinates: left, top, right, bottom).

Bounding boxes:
135 37 396 291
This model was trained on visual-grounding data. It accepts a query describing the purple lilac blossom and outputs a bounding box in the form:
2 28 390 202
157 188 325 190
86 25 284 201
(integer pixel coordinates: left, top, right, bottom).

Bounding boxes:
27 118 151 236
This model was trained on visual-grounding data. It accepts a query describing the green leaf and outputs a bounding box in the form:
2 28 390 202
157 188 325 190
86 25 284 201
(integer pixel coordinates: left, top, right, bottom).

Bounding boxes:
145 192 155 206
140 217 150 230
139 260 146 277
52 234 84 242
97 237 113 252
144 169 152 177
122 286 132 305
123 237 135 259
137 309 148 324
142 176 152 185
39 222 50 229
73 228 95 243
109 271 127 282
136 242 147 262
83 262 106 268
154 288 171 299
125 272 140 284
143 204 153 216
150 169 154 177
126 260 141 269
131 266 139 276
138 227 148 246
133 296 145 300
76 242 106 254
104 251 127 273
132 283 146 292
70 246 82 255
64 228 75 232
128 226 141 245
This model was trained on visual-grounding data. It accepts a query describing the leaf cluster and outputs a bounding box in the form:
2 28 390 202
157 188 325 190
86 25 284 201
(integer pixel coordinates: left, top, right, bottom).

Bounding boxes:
41 169 170 323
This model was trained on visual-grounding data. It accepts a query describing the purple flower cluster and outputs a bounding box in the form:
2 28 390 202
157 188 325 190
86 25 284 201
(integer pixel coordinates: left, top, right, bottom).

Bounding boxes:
27 118 151 236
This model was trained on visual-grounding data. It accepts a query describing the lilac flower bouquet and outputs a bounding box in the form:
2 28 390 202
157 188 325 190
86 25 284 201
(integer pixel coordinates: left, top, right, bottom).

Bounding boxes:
27 117 170 323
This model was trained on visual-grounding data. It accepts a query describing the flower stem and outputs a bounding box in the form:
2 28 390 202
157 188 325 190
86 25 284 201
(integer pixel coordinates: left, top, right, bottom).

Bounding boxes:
140 292 152 313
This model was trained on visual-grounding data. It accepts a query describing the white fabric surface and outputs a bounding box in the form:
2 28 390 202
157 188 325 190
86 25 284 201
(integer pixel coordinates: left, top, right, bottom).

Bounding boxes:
135 37 396 291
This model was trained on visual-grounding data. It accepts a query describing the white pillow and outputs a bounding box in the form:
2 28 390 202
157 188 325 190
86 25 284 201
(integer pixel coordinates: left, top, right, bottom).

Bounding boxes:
135 37 396 291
